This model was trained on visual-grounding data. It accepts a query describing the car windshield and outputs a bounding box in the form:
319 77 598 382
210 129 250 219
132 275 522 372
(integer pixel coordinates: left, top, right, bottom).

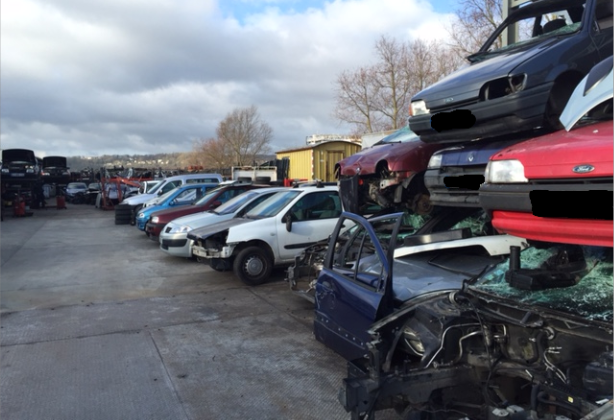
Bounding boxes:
375 126 420 145
245 190 301 219
469 0 586 63
473 244 613 321
193 188 223 206
68 183 87 189
214 191 259 215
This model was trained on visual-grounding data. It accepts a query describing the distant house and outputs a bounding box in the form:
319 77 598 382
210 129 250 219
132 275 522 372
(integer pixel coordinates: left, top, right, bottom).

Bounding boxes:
276 140 361 182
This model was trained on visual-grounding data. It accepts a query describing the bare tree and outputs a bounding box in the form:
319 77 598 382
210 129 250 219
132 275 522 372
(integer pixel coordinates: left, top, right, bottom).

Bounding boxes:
447 0 503 58
216 105 272 166
192 137 233 172
334 35 462 134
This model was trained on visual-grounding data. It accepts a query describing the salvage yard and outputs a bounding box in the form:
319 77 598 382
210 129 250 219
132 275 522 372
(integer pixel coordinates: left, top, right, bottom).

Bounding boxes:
0 202 368 420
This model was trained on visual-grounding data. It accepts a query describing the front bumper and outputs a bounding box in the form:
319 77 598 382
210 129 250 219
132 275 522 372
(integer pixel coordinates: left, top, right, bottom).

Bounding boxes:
159 229 192 257
491 210 613 247
479 181 613 217
192 244 234 259
424 166 486 207
145 222 165 238
409 82 552 143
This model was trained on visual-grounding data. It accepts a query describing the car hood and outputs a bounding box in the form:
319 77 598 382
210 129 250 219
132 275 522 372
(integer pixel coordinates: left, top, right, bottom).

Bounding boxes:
3 149 36 163
150 204 202 222
339 140 442 175
413 38 560 108
43 156 67 168
437 137 527 167
122 193 155 205
187 217 256 241
491 120 613 179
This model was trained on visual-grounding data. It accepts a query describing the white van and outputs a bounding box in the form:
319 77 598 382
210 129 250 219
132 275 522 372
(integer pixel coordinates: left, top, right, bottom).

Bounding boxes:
121 173 223 208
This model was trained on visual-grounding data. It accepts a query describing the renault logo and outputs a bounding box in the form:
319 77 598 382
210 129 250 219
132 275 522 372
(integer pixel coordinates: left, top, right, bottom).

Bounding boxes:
573 164 595 173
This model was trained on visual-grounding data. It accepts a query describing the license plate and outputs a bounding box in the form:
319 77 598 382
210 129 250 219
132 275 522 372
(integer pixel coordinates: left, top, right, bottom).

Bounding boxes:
12 173 25 177
192 247 210 258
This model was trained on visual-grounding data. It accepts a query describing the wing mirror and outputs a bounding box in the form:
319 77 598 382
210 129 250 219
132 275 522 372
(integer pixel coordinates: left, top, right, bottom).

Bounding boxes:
284 213 293 232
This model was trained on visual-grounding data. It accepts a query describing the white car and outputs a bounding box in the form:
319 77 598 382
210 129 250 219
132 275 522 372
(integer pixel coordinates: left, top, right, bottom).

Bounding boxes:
159 187 288 258
187 184 342 285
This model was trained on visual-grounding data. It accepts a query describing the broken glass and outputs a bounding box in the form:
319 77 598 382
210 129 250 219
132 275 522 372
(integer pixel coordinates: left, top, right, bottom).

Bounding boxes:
474 245 613 321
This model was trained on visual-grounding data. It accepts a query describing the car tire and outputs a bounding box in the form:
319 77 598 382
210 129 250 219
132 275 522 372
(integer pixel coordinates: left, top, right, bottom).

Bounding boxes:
233 246 273 286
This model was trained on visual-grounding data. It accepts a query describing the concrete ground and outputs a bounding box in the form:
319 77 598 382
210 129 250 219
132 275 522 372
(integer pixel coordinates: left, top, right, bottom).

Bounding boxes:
1 199 393 420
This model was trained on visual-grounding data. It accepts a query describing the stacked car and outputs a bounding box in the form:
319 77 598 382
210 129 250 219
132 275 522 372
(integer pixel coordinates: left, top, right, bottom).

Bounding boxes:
324 25 613 420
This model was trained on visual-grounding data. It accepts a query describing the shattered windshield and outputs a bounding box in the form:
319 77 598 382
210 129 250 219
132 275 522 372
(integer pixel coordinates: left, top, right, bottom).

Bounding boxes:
469 1 585 63
473 245 613 321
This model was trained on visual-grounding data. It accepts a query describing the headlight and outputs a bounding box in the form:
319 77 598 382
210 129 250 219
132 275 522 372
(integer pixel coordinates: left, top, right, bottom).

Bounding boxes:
427 154 443 169
410 100 429 116
171 225 192 234
151 216 160 223
485 159 528 183
402 327 425 356
2 168 9 173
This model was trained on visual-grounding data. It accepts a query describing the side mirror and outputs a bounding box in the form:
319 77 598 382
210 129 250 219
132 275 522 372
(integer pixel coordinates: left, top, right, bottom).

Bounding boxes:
284 214 292 232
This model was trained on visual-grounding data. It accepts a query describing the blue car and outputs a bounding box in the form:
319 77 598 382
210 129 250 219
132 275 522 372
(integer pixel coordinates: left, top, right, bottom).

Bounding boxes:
423 135 531 207
135 183 218 232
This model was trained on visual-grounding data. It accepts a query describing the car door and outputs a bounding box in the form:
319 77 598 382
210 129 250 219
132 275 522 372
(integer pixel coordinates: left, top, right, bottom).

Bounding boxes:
314 212 404 362
276 191 342 262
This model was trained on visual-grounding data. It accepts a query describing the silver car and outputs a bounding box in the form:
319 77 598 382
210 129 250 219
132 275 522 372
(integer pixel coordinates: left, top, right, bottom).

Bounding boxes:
159 187 287 258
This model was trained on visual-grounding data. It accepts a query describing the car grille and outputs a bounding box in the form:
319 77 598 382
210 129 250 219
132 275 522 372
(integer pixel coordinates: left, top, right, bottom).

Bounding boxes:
429 98 479 114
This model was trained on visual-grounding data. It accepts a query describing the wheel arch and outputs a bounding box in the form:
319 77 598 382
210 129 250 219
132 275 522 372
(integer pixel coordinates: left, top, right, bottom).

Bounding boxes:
233 239 275 261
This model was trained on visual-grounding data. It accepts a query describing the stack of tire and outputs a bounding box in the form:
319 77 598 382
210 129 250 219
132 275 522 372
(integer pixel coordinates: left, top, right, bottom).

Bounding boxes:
114 203 133 225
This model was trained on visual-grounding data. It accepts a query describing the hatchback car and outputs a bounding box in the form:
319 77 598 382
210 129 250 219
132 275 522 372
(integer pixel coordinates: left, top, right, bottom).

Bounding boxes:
41 156 71 186
188 183 342 285
479 56 613 247
159 187 288 258
409 0 612 143
145 182 266 240
135 183 218 232
64 182 88 202
336 126 445 215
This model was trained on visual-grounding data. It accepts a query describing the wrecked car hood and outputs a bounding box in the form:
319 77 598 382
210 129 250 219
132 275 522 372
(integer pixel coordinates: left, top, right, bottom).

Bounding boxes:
186 217 256 241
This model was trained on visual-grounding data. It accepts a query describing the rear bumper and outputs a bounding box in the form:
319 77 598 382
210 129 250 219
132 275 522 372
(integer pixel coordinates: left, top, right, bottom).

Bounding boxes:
491 210 613 247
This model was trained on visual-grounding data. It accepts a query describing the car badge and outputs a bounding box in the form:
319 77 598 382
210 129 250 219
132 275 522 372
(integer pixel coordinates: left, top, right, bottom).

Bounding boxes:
573 164 595 174
467 154 474 162
443 97 454 104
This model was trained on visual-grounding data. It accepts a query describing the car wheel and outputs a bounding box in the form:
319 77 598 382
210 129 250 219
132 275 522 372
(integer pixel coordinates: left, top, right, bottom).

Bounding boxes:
233 246 273 286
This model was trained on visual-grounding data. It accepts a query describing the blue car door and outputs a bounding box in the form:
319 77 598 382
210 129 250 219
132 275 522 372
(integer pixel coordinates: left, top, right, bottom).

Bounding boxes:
314 212 403 361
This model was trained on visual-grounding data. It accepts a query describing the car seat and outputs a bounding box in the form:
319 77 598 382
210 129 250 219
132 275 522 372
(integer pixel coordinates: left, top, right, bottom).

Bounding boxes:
596 0 613 29
543 18 567 33
319 196 340 219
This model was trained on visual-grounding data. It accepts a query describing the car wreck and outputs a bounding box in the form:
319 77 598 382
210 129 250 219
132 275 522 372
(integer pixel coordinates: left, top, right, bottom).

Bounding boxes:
336 126 445 216
338 242 613 420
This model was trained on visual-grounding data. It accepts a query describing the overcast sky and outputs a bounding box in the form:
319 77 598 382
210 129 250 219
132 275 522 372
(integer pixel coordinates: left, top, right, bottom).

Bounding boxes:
1 0 457 158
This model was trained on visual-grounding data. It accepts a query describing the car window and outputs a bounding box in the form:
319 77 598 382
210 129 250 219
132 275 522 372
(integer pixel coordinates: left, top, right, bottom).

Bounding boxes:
289 191 341 221
331 221 385 290
160 181 180 194
472 1 586 61
246 190 301 218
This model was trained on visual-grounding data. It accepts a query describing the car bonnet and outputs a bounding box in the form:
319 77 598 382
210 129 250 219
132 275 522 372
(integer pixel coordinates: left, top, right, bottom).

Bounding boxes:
186 217 256 241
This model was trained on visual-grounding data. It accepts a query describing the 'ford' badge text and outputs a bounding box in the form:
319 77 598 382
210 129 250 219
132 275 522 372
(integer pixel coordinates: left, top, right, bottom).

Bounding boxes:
443 97 454 104
573 164 595 174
